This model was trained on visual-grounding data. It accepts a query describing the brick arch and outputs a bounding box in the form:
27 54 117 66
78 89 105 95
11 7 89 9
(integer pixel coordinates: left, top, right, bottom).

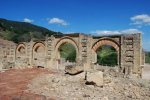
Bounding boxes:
91 38 120 64
92 38 120 52
33 42 45 52
32 42 46 67
55 36 79 61
16 43 26 52
16 43 26 58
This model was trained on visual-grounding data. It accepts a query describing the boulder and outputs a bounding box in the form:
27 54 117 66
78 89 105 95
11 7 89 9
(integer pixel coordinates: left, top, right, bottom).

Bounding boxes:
86 71 103 87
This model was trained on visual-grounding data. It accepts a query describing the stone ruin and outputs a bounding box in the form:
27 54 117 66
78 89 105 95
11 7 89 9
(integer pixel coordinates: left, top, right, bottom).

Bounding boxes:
0 33 145 78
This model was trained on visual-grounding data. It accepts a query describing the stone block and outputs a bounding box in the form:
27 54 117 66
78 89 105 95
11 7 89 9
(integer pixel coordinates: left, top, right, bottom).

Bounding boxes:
86 71 103 87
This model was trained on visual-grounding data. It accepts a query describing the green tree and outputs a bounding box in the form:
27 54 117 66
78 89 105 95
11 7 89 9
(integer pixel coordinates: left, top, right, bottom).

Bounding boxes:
97 45 118 66
145 51 150 63
59 43 76 62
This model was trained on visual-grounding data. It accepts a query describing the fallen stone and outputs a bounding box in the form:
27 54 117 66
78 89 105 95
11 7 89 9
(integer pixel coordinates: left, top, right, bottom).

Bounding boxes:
65 65 83 75
86 71 103 87
66 72 86 82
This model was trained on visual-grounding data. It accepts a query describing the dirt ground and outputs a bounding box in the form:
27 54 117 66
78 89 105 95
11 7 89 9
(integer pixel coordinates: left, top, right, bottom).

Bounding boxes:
142 64 150 80
0 68 56 100
0 64 150 100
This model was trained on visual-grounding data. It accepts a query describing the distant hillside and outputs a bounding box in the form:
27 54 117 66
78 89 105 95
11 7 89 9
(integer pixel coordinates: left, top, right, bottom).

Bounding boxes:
0 18 62 43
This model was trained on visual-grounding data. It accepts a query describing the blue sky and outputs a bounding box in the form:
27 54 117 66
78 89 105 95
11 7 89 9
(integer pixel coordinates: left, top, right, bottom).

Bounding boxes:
0 0 150 51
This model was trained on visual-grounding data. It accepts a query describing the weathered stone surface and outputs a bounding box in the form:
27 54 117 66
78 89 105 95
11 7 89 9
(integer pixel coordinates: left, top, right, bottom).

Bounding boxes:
104 76 112 84
86 71 103 87
65 65 83 75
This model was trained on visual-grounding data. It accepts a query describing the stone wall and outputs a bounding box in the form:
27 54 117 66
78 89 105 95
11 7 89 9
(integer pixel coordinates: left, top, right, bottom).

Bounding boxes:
0 38 16 69
0 33 143 77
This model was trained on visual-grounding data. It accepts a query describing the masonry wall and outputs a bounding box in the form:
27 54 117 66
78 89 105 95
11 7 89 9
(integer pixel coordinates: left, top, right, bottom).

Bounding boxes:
118 33 142 78
0 38 16 69
0 33 143 78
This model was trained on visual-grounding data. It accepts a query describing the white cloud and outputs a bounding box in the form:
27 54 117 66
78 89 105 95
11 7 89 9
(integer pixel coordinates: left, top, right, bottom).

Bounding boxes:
92 30 120 35
121 29 142 34
23 18 34 23
92 29 142 35
48 18 68 26
130 14 150 26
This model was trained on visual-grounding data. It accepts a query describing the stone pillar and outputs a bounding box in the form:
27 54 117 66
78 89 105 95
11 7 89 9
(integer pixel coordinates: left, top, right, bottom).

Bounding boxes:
46 35 56 70
85 35 93 71
133 33 142 77
121 33 142 78
28 40 34 67
120 35 125 73
91 50 97 64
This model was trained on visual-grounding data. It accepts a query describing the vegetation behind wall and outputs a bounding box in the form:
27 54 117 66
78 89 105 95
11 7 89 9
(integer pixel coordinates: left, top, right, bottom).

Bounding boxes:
59 43 76 62
145 51 150 64
96 45 118 66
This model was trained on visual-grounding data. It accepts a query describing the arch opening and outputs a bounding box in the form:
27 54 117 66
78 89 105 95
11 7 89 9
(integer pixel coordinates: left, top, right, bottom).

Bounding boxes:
16 44 26 58
15 44 27 67
34 45 45 53
18 46 25 53
92 39 120 67
58 42 76 62
55 37 79 64
54 37 79 70
96 45 118 66
17 46 25 55
32 42 46 67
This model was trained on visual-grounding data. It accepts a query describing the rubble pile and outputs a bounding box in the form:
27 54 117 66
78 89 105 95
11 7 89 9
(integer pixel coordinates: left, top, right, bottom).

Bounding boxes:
27 68 150 100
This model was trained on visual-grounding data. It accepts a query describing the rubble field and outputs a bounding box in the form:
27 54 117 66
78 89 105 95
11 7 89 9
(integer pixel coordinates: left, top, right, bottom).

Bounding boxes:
0 67 150 100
